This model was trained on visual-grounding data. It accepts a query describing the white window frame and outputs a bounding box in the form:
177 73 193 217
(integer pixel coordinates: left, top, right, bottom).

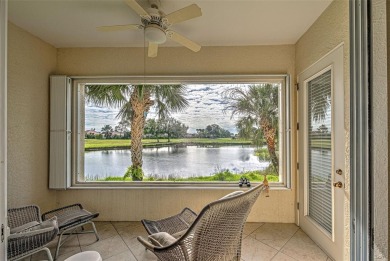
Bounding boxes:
69 74 292 189
0 0 7 257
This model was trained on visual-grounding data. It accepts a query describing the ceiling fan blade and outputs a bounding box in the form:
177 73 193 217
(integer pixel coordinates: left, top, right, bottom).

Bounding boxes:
97 24 143 32
164 4 202 25
148 42 158 58
167 30 201 52
124 0 151 20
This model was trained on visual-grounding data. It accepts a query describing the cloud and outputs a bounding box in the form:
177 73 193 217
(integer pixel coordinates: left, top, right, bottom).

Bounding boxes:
85 84 253 133
188 86 212 92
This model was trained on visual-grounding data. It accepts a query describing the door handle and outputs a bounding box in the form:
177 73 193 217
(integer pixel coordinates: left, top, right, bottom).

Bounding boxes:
333 181 343 188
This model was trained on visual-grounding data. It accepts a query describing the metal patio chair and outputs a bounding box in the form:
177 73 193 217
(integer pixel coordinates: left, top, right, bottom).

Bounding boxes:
8 205 59 261
137 184 263 261
42 203 100 260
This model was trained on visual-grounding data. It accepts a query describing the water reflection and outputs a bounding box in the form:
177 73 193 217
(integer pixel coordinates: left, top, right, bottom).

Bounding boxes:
84 145 270 179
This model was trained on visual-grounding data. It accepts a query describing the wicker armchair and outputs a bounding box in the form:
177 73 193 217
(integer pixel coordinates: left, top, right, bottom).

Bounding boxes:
42 203 100 260
8 205 59 261
137 184 263 261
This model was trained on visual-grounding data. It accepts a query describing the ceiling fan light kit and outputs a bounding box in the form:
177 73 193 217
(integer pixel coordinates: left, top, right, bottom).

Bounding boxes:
98 0 202 58
145 25 166 44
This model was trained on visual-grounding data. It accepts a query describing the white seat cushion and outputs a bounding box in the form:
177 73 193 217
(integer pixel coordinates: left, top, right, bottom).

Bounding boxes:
8 217 58 240
148 232 176 247
10 221 39 234
64 251 102 261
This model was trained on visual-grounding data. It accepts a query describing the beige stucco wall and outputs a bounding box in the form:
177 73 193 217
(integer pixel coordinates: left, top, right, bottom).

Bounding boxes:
57 45 294 76
56 188 294 222
7 22 57 212
55 44 296 223
295 0 350 260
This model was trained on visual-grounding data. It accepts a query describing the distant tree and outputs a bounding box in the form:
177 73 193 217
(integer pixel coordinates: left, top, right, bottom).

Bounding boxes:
123 130 131 139
144 119 159 140
156 117 188 141
101 125 114 139
173 119 189 138
202 124 231 138
166 118 188 140
196 129 206 138
85 133 96 139
115 119 130 138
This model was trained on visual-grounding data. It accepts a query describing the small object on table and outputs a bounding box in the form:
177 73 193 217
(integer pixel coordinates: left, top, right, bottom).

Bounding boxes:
263 175 270 197
239 177 244 187
239 177 251 187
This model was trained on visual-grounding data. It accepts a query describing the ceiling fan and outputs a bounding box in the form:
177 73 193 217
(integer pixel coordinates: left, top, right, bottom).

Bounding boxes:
98 0 202 58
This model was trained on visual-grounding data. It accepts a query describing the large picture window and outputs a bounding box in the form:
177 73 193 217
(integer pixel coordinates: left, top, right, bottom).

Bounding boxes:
71 75 291 187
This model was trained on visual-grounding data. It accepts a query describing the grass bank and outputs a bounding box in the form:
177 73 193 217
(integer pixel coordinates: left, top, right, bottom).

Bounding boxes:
91 168 279 182
85 138 253 150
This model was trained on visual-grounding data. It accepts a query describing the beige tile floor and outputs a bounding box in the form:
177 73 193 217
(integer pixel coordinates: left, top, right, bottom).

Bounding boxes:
26 222 332 261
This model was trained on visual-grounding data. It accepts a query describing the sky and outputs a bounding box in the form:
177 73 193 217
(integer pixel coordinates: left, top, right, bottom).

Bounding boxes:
85 84 248 134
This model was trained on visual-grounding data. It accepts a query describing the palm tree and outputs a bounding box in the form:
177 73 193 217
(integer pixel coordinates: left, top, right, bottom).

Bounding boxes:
101 124 114 139
308 70 332 123
224 84 279 172
85 84 188 180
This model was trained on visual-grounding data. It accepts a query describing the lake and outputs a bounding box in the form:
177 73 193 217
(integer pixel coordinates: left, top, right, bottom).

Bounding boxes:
84 145 270 180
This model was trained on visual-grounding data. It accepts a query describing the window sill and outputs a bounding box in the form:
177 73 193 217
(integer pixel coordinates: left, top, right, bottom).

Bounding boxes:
64 182 291 190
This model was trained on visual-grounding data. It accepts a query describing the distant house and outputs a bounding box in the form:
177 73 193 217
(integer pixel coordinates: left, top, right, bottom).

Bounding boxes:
185 133 197 138
86 129 100 135
112 131 123 137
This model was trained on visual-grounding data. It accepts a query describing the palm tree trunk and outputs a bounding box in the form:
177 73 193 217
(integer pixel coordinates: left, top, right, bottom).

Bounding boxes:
260 119 279 173
130 88 153 170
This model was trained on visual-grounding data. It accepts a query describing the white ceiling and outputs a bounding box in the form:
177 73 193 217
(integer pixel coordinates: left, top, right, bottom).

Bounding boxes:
8 0 333 48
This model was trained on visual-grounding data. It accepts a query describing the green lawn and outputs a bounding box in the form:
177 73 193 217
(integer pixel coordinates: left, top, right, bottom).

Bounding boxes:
85 138 252 150
96 169 279 182
310 139 331 149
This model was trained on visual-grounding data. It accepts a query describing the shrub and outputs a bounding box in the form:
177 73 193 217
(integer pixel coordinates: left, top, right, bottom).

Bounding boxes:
124 165 144 181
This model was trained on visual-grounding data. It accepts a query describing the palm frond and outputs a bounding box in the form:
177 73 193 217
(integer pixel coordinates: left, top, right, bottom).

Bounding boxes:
85 85 130 108
224 83 279 129
116 102 134 121
135 85 145 101
235 116 257 139
308 70 332 122
152 84 189 117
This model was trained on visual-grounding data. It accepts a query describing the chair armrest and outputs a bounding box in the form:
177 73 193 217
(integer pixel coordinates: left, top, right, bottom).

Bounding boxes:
137 236 155 251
